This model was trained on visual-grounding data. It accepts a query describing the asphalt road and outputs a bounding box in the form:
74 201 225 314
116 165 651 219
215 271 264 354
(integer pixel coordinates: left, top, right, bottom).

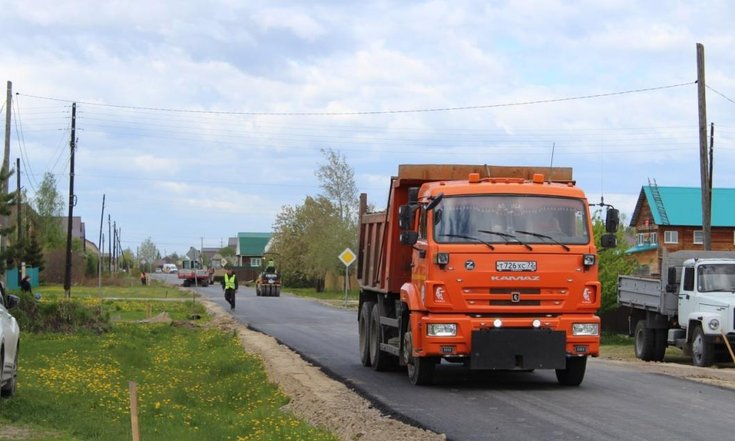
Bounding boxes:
158 274 734 441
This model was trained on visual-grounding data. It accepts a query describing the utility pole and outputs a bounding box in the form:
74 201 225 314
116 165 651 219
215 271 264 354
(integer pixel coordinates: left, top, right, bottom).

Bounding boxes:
697 43 711 251
108 214 112 273
2 81 11 193
98 194 105 287
2 81 12 261
15 158 20 243
64 103 77 298
16 157 21 284
113 221 117 272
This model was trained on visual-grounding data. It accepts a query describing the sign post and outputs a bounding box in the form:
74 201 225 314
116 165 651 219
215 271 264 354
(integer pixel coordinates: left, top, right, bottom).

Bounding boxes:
338 248 356 306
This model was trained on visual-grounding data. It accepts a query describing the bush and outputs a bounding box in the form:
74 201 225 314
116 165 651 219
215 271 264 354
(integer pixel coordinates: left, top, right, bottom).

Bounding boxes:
12 291 111 333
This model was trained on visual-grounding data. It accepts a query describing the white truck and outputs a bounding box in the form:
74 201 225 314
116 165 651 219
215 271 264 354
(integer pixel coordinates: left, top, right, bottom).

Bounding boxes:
618 250 735 366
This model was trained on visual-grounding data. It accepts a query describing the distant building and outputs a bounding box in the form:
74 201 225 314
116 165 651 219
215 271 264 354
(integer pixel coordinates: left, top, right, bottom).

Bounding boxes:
627 184 735 275
236 232 272 268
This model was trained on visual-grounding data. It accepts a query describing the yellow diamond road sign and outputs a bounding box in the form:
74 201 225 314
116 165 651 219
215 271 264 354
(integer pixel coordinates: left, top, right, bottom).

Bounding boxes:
339 248 356 267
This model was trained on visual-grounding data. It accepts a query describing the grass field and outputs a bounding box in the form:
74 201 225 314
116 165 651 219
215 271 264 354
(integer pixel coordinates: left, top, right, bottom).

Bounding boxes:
0 289 337 441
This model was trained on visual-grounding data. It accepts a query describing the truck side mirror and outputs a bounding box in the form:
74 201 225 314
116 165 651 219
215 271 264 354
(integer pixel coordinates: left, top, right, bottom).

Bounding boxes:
398 204 414 230
601 233 617 249
400 230 419 246
605 209 619 233
408 187 419 204
665 266 678 293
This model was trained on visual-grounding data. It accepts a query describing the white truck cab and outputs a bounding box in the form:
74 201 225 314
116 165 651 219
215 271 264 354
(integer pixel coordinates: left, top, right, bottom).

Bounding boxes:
675 258 735 365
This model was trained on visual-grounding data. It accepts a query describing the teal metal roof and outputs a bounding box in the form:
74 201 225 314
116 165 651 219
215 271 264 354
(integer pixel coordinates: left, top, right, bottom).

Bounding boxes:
237 232 272 256
625 243 658 255
632 186 735 227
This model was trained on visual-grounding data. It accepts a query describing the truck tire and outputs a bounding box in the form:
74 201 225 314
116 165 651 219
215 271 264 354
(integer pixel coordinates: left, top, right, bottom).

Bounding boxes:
359 301 374 367
634 320 655 361
555 356 587 386
651 329 667 362
274 286 281 297
369 303 397 371
691 326 714 367
403 330 436 385
256 285 261 296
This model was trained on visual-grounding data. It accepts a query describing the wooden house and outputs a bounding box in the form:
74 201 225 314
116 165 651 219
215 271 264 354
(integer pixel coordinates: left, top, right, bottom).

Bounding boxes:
627 184 735 275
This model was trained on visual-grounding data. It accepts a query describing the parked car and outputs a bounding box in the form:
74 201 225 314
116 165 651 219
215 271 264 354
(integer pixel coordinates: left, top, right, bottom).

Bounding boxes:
0 286 20 398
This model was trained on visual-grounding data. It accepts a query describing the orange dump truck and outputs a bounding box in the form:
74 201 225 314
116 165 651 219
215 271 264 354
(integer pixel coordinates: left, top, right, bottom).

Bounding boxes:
357 165 618 386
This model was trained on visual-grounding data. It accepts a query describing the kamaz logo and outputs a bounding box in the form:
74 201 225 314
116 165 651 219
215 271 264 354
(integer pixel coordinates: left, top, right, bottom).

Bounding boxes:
491 275 541 281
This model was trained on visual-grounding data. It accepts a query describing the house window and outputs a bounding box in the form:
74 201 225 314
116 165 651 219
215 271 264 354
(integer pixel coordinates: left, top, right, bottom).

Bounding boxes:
636 232 657 246
250 257 262 268
664 231 678 244
693 230 703 245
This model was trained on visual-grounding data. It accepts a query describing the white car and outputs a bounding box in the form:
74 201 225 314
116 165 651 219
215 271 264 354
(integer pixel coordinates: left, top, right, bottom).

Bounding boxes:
0 290 20 398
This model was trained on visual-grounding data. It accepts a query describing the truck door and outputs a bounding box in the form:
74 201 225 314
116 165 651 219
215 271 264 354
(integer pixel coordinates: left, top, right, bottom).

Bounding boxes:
677 266 696 329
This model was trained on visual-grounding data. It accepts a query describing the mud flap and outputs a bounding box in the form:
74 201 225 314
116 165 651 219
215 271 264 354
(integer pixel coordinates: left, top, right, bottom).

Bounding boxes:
470 329 566 370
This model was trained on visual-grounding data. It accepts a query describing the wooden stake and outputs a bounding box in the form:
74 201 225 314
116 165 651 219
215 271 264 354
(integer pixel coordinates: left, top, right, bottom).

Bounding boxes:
129 381 141 441
721 331 735 364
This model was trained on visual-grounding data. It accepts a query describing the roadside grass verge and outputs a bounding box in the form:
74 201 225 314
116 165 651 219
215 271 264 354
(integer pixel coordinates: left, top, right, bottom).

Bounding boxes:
1 301 337 441
31 279 191 300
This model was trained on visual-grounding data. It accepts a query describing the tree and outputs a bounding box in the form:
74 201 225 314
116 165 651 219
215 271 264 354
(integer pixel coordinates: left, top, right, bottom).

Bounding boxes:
138 237 159 271
23 229 45 272
594 212 639 314
315 148 359 222
0 167 17 274
271 149 360 289
219 246 235 259
33 172 65 249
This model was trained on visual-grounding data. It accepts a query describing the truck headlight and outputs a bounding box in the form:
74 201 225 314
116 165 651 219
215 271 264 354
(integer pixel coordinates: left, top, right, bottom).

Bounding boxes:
708 318 720 331
583 254 596 266
572 323 599 336
427 323 457 337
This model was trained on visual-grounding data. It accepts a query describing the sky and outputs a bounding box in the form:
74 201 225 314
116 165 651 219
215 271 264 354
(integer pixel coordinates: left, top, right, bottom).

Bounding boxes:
1 0 735 256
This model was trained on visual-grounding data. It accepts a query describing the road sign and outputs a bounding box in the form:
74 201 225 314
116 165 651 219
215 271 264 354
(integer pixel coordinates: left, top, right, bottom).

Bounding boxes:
339 248 356 267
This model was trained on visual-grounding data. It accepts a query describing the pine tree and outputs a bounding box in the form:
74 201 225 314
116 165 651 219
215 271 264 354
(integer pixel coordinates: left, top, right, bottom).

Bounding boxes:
23 229 45 272
0 167 17 274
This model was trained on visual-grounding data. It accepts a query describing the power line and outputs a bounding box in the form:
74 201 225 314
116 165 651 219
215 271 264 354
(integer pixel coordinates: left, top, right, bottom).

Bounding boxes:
17 81 695 116
706 85 735 105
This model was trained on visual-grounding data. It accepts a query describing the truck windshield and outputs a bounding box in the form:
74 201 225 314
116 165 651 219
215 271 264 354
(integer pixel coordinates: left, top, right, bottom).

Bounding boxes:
697 264 735 292
433 195 590 245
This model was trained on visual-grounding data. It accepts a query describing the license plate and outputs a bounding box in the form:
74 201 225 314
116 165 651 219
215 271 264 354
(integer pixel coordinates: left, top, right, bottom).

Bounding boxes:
496 261 537 272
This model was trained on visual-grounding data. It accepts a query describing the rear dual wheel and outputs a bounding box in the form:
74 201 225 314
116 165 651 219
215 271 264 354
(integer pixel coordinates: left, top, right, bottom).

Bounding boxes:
359 301 374 367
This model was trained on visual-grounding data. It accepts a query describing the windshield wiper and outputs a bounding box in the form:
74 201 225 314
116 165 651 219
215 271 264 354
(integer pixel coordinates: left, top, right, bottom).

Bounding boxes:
515 230 570 251
478 230 532 251
440 234 495 250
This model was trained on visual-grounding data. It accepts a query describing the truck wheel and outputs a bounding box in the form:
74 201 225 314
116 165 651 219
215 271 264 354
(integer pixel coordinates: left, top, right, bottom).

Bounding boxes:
369 303 397 371
555 356 587 386
404 330 436 385
183 280 190 287
634 320 655 361
275 287 281 297
691 326 714 367
651 329 667 362
256 285 261 296
359 301 374 367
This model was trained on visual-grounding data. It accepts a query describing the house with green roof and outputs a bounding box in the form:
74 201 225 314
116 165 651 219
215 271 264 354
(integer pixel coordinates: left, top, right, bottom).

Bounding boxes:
628 184 735 274
235 232 273 268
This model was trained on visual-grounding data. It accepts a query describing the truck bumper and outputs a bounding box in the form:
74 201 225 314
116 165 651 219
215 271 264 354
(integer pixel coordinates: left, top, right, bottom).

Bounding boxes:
414 313 600 365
